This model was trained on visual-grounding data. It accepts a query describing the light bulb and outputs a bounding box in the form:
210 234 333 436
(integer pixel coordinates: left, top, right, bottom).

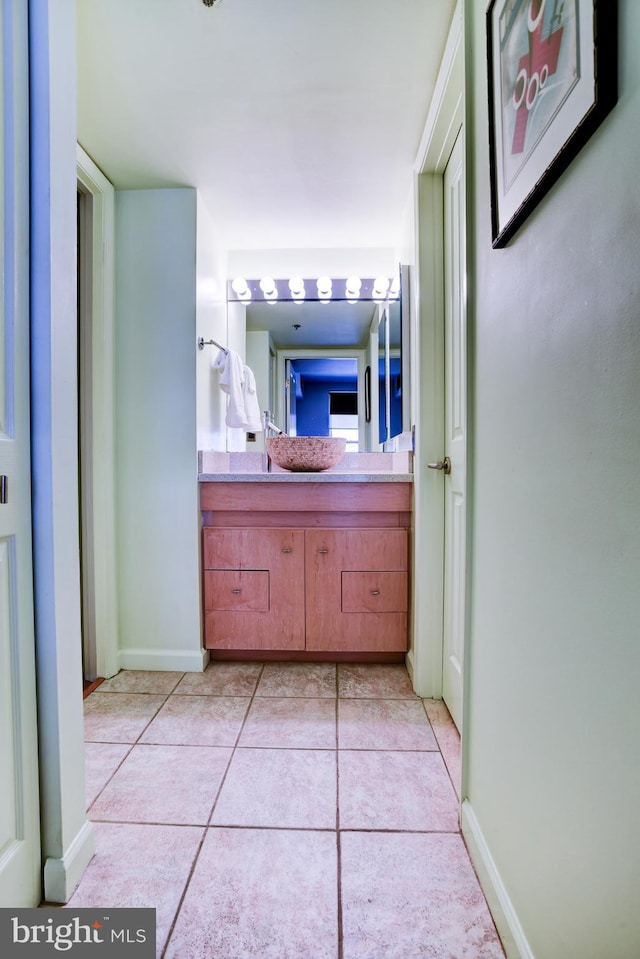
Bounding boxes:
373 275 390 296
345 275 362 297
288 276 305 297
317 276 332 297
231 276 248 296
259 277 276 296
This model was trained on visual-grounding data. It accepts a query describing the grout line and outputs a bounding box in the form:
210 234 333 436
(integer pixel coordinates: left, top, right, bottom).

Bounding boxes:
161 663 266 959
205 663 266 827
86 815 462 837
337 827 462 835
159 824 208 959
335 664 344 959
84 743 134 813
421 699 462 805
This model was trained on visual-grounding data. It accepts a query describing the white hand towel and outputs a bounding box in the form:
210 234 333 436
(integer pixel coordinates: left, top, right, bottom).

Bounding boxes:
213 348 247 427
242 364 263 432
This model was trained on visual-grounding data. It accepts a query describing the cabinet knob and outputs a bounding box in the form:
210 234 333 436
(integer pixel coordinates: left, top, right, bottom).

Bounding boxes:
231 588 242 594
281 547 292 553
318 548 329 554
370 589 381 595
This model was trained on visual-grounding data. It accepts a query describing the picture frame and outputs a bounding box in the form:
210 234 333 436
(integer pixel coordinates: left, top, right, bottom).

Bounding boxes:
486 0 617 248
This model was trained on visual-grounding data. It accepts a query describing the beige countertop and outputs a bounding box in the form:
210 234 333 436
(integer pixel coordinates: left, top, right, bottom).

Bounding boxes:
198 472 413 483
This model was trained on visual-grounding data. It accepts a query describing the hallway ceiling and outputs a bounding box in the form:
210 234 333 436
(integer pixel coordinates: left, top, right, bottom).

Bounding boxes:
77 0 456 252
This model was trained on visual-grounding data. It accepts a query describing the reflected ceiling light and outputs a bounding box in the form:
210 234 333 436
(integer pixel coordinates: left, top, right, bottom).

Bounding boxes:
373 275 390 297
260 277 278 302
288 276 305 298
316 276 332 299
259 277 276 295
345 275 362 300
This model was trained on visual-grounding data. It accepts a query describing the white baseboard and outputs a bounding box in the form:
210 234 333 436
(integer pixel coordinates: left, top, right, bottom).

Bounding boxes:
43 820 95 904
405 647 416 685
118 646 209 672
461 801 535 959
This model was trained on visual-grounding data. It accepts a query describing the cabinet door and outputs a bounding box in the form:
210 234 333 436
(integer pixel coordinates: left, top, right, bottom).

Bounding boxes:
203 528 305 650
305 529 409 652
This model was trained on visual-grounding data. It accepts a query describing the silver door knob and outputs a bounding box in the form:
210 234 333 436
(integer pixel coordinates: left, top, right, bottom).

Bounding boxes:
427 456 451 474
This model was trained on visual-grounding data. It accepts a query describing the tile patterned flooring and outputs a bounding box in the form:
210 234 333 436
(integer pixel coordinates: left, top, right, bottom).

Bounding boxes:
73 662 505 958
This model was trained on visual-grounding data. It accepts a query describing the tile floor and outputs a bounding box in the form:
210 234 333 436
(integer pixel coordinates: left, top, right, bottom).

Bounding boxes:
72 662 505 958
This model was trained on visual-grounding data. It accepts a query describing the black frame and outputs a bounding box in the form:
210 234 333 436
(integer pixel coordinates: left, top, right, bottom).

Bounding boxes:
486 0 617 248
364 365 371 423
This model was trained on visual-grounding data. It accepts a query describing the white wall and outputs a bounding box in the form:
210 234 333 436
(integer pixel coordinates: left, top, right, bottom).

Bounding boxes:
228 247 396 280
224 301 248 452
196 194 227 451
246 330 272 452
115 189 205 672
464 2 640 957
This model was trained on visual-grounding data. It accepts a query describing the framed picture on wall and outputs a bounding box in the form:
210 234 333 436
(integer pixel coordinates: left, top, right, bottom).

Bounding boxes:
486 0 618 248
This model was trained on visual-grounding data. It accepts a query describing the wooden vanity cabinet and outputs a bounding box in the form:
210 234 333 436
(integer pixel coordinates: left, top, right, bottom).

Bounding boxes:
202 528 305 651
305 528 408 652
200 481 412 659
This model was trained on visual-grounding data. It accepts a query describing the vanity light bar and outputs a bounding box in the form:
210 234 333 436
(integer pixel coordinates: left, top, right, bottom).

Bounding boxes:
227 277 396 302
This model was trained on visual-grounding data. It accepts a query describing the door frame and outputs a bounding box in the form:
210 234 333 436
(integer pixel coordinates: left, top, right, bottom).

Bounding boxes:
407 2 463 699
76 145 118 679
276 348 366 449
0 0 41 906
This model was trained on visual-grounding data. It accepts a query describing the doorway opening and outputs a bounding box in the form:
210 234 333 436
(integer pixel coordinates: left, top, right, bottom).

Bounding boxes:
76 146 119 685
77 186 98 689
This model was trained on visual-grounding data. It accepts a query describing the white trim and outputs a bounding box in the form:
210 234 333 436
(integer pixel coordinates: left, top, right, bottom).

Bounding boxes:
409 173 445 698
461 801 536 959
415 0 464 175
30 0 94 910
43 820 95 905
276 348 366 449
408 0 463 701
119 647 209 673
76 144 119 679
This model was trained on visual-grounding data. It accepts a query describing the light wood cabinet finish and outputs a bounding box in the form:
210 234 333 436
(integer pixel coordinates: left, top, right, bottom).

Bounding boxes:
203 528 305 650
305 530 408 651
200 482 412 657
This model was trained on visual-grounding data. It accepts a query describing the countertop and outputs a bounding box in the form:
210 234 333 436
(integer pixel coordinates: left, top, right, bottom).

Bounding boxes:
198 472 413 483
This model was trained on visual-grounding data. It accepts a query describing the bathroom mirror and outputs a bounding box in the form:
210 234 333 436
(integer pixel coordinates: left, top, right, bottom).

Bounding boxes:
234 268 410 451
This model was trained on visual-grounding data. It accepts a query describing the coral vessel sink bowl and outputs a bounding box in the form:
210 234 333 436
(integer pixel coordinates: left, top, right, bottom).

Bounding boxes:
266 436 346 472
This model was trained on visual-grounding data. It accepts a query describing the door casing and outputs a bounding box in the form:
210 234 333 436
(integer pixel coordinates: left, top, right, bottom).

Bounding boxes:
76 145 118 681
407 3 464 712
0 0 41 906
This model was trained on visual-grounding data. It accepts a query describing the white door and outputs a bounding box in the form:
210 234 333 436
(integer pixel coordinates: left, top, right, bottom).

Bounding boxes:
442 130 466 731
0 0 42 906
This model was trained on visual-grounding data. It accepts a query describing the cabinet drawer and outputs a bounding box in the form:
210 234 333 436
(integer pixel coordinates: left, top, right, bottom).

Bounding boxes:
306 528 408 571
204 570 269 611
203 528 303 570
341 571 408 613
